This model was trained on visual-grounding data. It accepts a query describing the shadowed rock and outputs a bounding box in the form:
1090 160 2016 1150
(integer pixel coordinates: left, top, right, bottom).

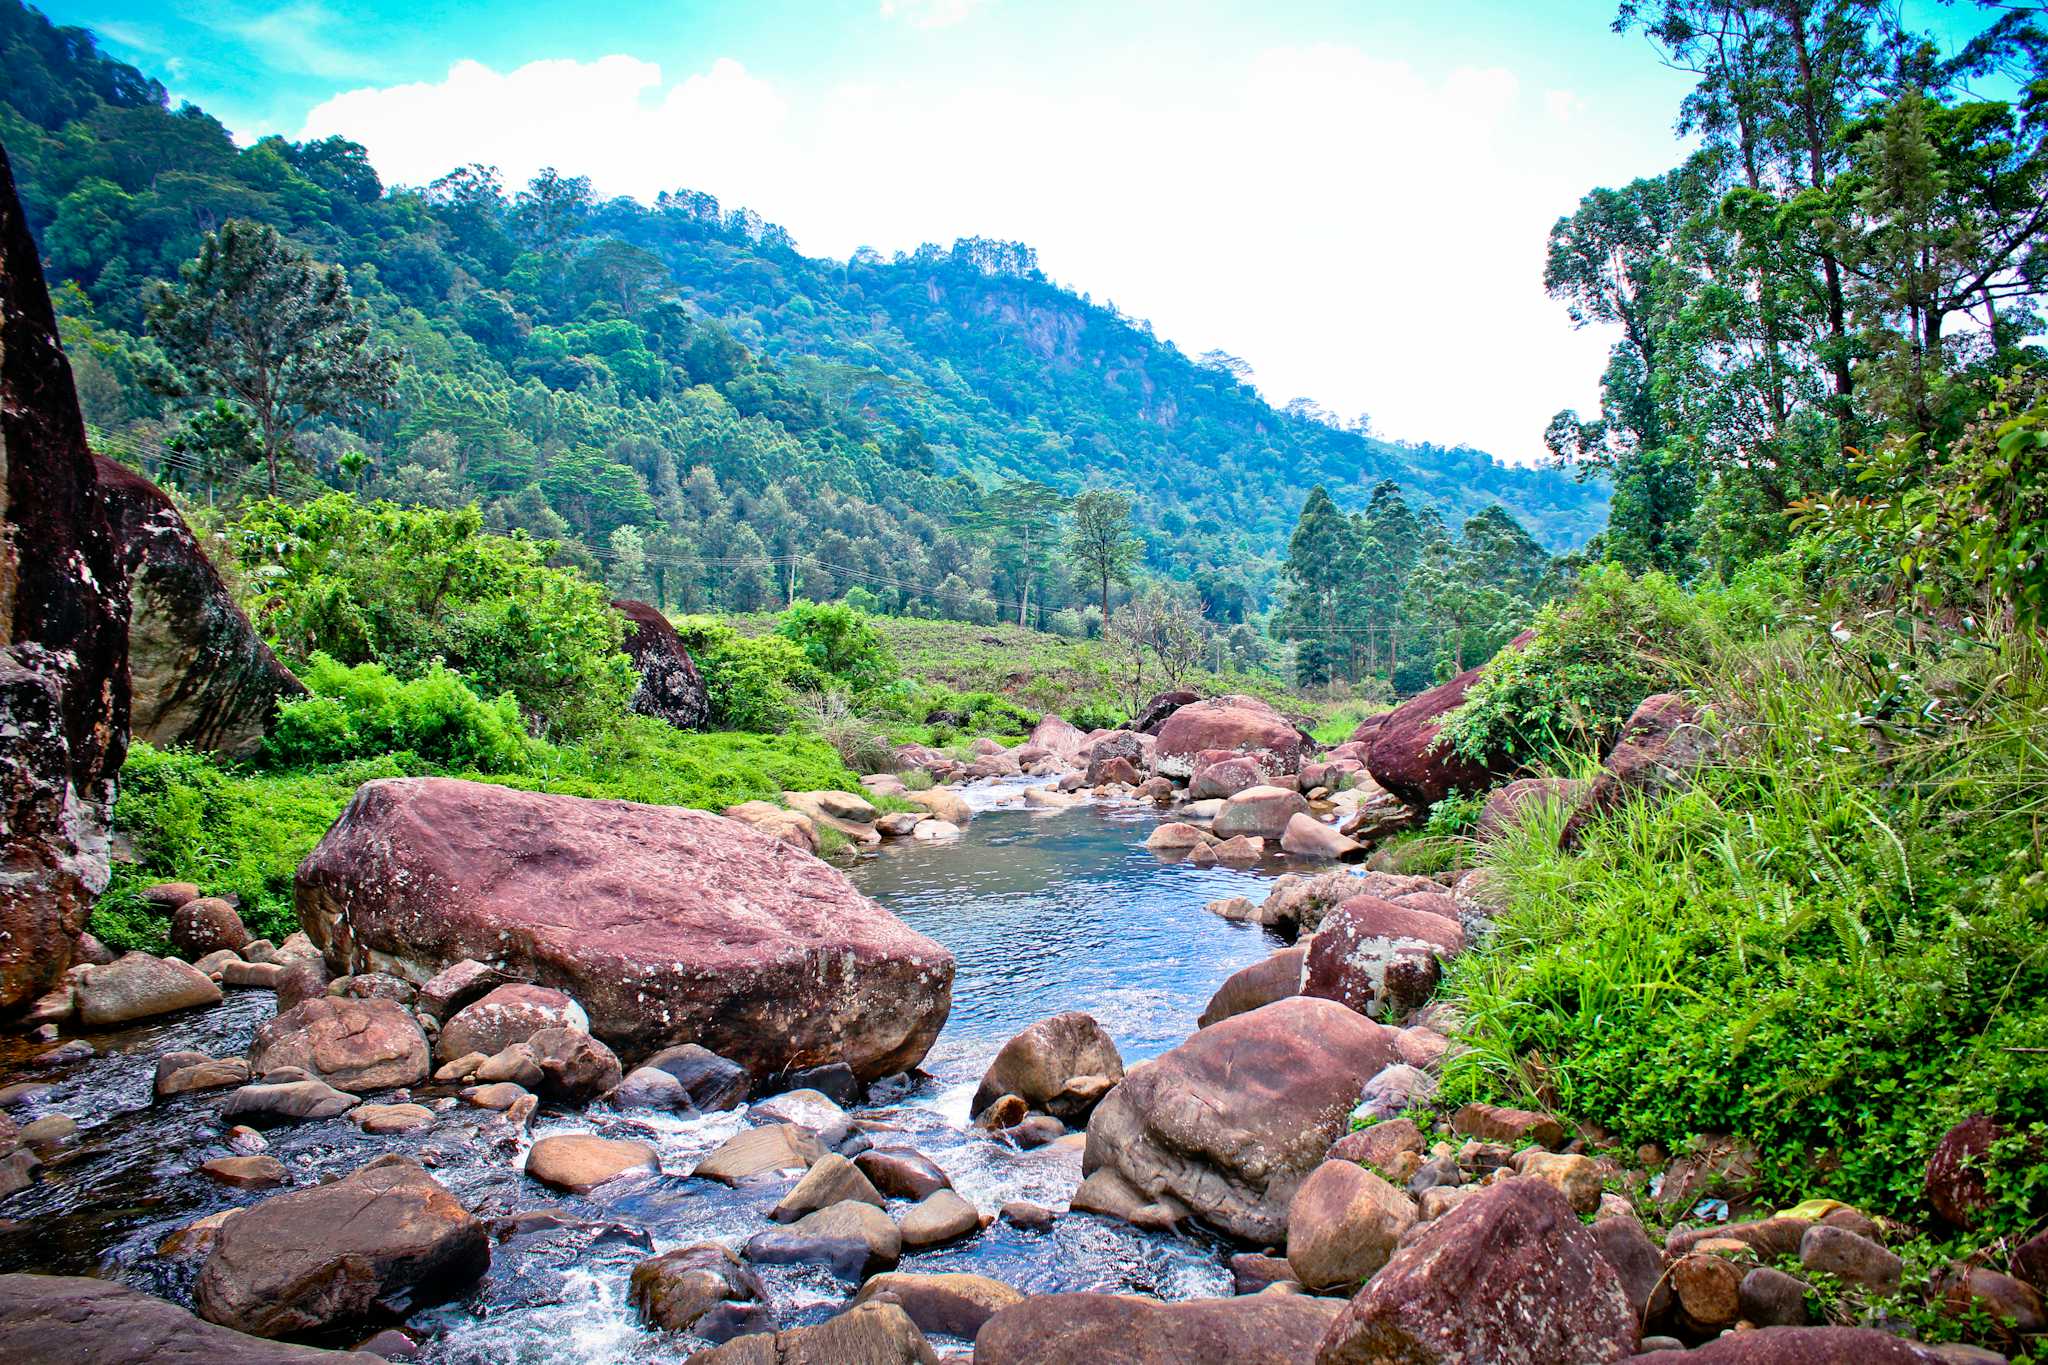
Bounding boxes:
0 1273 384 1362
613 598 708 730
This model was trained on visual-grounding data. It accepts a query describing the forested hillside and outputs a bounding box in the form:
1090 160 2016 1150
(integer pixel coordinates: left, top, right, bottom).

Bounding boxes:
0 0 1600 639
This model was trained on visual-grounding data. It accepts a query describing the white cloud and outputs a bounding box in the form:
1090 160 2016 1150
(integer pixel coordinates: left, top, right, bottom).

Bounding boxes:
218 2 378 81
297 39 1648 465
879 0 990 30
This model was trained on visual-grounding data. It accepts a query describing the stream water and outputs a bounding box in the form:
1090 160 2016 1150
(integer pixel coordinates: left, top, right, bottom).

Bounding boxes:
0 790 1297 1360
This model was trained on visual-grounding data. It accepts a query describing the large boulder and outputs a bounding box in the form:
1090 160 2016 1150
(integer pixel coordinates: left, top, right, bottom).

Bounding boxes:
971 1011 1124 1121
194 1155 488 1338
975 1292 1343 1365
0 144 129 1015
1081 996 1402 1242
0 1273 385 1363
1364 633 1531 808
95 456 304 758
75 952 221 1026
1213 786 1311 840
296 777 953 1078
612 598 709 730
1197 946 1305 1027
248 996 430 1092
1561 693 1713 849
1132 688 1200 735
1315 1177 1635 1365
1030 713 1089 759
1301 896 1458 1020
1153 695 1312 779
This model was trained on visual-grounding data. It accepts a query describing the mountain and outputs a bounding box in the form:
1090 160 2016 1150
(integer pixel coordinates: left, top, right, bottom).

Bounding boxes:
0 0 1603 632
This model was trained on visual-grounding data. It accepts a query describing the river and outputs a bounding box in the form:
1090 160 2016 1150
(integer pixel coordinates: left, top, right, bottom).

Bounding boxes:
0 791 1297 1359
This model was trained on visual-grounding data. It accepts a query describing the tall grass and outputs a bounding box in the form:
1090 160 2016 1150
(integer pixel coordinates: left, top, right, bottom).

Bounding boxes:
1441 619 2048 1237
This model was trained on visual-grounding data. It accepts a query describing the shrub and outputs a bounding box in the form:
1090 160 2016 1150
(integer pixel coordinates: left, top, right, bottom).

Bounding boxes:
795 690 898 774
267 655 533 771
775 600 897 691
671 615 827 731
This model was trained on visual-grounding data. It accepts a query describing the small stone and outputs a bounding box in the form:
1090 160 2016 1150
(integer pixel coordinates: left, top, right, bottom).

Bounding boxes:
856 1147 951 1200
614 1066 694 1112
899 1188 978 1249
350 1103 436 1135
460 1082 529 1111
1230 1252 1299 1295
154 1051 250 1098
1450 1102 1565 1149
1741 1265 1812 1327
225 1125 267 1153
1672 1251 1744 1332
18 1114 77 1145
220 1079 359 1125
220 960 285 989
750 1087 846 1131
692 1124 823 1185
1513 1149 1603 1213
783 1199 903 1274
851 1271 1025 1341
1938 1265 2045 1334
771 1153 885 1223
524 1134 659 1194
999 1200 1054 1231
434 1052 488 1083
1800 1222 1903 1294
474 1044 543 1087
200 1155 287 1189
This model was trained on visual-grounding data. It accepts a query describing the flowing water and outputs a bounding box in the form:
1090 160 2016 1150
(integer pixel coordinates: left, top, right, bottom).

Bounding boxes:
0 789 1297 1359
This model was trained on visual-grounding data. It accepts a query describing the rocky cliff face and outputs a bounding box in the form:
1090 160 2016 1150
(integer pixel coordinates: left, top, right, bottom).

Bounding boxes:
0 144 129 1013
95 456 303 758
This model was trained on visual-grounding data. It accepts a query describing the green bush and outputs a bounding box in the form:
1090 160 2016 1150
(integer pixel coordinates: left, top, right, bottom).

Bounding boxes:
227 494 634 738
1441 618 2048 1241
671 615 827 730
775 600 897 691
267 655 533 771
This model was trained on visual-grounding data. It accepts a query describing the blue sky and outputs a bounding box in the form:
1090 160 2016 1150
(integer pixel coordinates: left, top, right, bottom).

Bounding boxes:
30 2 1828 460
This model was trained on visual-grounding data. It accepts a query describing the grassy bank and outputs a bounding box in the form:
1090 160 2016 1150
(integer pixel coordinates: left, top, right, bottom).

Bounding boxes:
1439 616 2048 1250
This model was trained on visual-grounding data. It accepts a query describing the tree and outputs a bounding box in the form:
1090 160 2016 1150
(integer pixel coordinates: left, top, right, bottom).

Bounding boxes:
1067 489 1143 626
1275 485 1363 685
145 220 396 495
955 479 1070 626
162 398 261 504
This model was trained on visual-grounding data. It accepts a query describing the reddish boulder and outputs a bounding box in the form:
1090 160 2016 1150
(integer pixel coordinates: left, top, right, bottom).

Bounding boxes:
1347 712 1390 745
0 144 129 1015
1316 1177 1636 1364
1082 996 1401 1242
1197 946 1305 1027
976 1291 1343 1365
0 1274 384 1363
1302 896 1459 1020
1476 777 1588 840
1154 695 1311 778
1364 633 1532 808
169 896 251 957
1190 753 1284 801
972 1012 1123 1121
1624 1326 1947 1363
1213 785 1311 840
1561 693 1713 849
1030 713 1089 759
247 996 430 1092
1924 1113 1999 1228
612 599 708 731
195 1155 488 1338
297 777 953 1078
95 456 304 757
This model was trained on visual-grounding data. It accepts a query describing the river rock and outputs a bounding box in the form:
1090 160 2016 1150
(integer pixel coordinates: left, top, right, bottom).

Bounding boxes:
434 985 587 1063
1145 822 1212 852
1302 898 1453 1020
773 1153 885 1222
73 952 221 1026
615 1066 693 1111
350 1102 435 1134
1286 1159 1417 1291
274 956 333 1010
195 1155 488 1338
473 1044 542 1087
643 1043 751 1110
898 1188 978 1248
170 897 252 957
1739 1264 1811 1327
155 1051 250 1097
1214 786 1312 840
975 1291 1343 1364
687 1300 937 1364
722 800 821 853
1081 996 1401 1242
1938 1264 2045 1334
693 1124 824 1184
414 959 512 1021
1477 777 1588 841
526 1026 622 1103
1316 1177 1636 1365
1087 752 1144 788
614 598 709 731
1925 1113 1999 1228
220 960 285 989
199 1155 286 1189
0 148 130 1018
1199 946 1305 1027
783 1199 901 1275
1329 1117 1425 1169
221 1078 359 1124
1190 754 1282 801
1561 693 1714 849
298 777 954 1079
630 1242 772 1338
1363 639 1532 809
1593 1214 1672 1324
971 1011 1124 1121
1153 695 1312 779
1624 1327 1950 1363
1799 1222 1901 1294
248 997 430 1092
1451 1102 1566 1149
1513 1149 1604 1213
856 1147 951 1200
525 1134 659 1193
1279 812 1362 860
459 1082 528 1110
750 1087 846 1130
853 1271 1024 1340
904 787 971 825
0 1273 386 1363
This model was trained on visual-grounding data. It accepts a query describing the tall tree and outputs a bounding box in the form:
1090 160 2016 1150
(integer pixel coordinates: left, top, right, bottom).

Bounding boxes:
1067 488 1144 627
145 219 396 495
956 479 1070 626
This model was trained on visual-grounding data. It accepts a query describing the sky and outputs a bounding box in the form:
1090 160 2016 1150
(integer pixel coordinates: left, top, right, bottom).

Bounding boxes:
45 0 1725 464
